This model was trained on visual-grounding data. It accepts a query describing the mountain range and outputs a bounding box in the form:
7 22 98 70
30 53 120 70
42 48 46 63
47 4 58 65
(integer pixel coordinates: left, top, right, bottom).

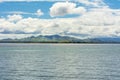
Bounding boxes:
0 35 120 43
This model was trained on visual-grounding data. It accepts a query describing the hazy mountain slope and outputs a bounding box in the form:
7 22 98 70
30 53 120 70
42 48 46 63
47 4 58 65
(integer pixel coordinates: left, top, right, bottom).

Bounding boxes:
0 35 120 43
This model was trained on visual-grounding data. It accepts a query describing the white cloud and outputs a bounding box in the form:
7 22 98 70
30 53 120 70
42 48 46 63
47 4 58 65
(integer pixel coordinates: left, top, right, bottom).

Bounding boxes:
7 14 23 22
50 2 86 17
2 11 31 15
2 10 44 17
78 0 106 7
35 9 44 16
0 34 38 39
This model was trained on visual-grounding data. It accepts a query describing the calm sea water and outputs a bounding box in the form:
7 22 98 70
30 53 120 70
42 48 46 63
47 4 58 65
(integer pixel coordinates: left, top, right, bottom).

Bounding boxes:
0 43 120 80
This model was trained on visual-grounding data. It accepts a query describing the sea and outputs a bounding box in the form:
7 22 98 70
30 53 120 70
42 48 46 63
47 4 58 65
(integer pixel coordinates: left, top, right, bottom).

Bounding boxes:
0 43 120 80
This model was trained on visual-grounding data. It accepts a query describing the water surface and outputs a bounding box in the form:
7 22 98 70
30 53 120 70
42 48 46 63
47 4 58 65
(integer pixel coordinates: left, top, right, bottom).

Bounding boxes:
0 43 120 80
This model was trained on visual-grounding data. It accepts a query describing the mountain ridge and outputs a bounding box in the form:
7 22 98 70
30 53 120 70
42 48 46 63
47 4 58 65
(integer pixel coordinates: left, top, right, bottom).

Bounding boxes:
0 35 120 43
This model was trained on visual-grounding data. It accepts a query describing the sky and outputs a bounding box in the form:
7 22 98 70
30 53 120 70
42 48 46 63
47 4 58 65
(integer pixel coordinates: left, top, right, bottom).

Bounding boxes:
0 0 120 39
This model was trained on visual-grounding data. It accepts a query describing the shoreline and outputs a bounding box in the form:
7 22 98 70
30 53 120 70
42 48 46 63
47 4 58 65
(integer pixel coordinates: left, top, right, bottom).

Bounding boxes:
0 42 120 44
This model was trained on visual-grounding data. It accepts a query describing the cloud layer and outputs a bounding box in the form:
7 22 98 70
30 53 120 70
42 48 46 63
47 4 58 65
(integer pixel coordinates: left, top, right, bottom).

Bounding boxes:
0 7 120 39
0 0 120 39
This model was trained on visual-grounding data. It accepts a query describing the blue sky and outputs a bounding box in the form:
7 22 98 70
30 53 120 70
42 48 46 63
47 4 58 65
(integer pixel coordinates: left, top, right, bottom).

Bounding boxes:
0 1 85 18
0 0 120 39
104 0 120 9
0 0 119 18
0 1 54 18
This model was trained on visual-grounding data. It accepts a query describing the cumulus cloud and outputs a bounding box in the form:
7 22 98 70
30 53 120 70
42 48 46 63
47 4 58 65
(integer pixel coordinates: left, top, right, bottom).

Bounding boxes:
50 2 86 17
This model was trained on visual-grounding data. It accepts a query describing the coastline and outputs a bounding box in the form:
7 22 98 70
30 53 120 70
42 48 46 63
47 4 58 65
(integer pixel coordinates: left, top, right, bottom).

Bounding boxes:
0 42 120 44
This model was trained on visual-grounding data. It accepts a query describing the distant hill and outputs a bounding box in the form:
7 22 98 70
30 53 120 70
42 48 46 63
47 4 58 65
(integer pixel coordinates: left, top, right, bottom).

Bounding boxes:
0 35 120 43
0 35 82 43
17 35 83 43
